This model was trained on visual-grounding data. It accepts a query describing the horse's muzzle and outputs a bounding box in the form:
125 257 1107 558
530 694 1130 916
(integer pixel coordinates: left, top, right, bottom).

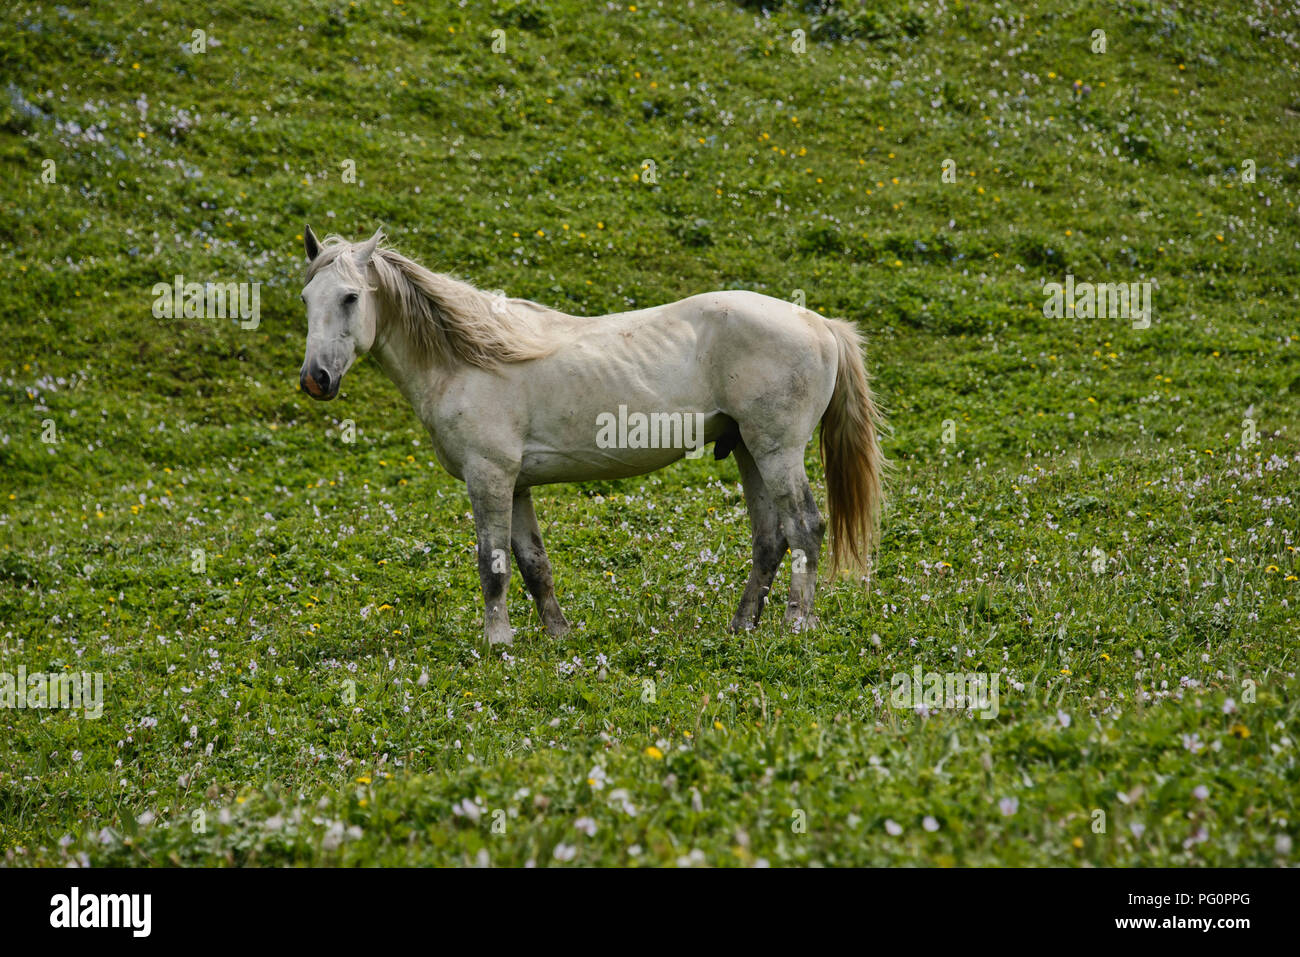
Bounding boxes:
300 364 337 400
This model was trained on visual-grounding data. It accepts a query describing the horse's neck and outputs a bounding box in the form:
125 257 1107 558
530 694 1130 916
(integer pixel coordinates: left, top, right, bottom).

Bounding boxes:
370 308 444 411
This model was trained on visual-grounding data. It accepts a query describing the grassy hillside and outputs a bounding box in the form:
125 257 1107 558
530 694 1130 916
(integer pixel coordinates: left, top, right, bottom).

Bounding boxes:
0 0 1297 865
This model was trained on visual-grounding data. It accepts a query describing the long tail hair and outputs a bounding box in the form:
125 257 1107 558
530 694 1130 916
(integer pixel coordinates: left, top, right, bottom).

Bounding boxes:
819 318 889 575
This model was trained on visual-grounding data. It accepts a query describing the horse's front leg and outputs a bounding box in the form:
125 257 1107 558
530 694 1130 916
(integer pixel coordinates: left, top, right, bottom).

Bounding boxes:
511 488 571 637
465 460 518 648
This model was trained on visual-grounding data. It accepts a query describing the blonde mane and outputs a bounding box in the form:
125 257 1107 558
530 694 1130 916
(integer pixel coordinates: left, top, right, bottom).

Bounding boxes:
305 235 557 369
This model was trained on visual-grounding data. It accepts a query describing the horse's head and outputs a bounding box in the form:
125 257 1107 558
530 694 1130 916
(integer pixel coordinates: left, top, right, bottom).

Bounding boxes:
298 225 383 400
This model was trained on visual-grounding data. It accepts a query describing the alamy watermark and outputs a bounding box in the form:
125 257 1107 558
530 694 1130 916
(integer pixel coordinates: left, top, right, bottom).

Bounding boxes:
595 405 706 458
1 667 103 719
1043 274 1151 329
891 666 1000 719
151 275 261 329
50 887 150 937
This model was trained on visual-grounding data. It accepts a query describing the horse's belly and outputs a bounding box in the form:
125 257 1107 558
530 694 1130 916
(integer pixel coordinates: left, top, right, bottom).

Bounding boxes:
519 448 684 484
518 411 734 485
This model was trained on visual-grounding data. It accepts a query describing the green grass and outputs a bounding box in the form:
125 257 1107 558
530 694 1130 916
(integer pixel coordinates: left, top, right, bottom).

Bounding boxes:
0 0 1297 866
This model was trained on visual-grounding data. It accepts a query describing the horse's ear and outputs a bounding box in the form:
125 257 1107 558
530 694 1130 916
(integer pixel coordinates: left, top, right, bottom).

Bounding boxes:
304 224 320 262
355 227 384 265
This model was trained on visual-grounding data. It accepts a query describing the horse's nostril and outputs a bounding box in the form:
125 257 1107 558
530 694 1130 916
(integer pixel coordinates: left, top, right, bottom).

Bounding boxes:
315 369 331 392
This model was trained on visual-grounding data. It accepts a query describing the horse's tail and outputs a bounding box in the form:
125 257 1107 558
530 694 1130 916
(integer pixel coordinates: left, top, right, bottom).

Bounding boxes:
819 318 888 575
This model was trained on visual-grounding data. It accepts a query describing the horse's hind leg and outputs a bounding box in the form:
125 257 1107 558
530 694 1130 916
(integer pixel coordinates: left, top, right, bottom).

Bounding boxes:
511 488 571 637
729 442 787 631
753 447 826 631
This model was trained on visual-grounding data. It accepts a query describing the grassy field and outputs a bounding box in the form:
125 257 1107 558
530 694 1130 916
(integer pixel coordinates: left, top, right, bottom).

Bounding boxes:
0 0 1297 866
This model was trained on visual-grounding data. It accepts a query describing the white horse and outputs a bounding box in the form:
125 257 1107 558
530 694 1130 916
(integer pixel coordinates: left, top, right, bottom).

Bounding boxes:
298 227 887 647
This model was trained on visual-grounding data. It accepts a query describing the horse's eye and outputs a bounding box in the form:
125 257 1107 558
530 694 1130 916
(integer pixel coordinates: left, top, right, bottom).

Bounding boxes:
343 292 359 305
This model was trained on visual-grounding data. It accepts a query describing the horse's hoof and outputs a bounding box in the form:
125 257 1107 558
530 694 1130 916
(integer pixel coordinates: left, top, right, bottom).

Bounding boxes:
484 624 515 648
544 617 571 638
784 612 819 633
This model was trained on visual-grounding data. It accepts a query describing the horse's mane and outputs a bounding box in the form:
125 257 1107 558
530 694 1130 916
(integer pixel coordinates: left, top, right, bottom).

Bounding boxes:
305 234 558 369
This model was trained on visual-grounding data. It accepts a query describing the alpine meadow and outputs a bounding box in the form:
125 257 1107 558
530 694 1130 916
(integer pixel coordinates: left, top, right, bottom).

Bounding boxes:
0 0 1298 869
